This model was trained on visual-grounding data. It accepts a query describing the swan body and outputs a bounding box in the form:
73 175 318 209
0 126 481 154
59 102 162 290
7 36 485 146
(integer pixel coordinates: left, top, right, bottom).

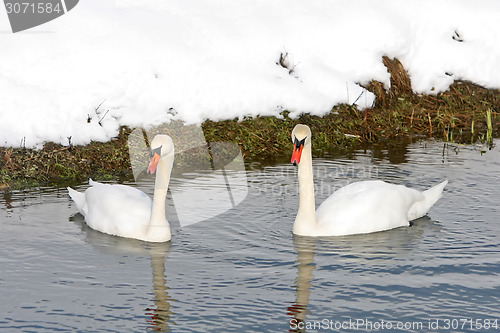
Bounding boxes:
291 124 447 237
68 135 174 242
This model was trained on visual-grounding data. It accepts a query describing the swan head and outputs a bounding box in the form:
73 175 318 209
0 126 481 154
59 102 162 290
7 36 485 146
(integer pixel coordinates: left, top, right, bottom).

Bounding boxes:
291 124 311 166
147 135 175 174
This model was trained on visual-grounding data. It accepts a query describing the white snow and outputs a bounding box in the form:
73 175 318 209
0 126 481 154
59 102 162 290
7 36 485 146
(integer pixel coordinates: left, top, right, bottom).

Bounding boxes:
1 0 499 148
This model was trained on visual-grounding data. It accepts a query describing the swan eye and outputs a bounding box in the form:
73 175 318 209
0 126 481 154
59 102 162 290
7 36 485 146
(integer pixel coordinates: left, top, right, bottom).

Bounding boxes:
294 137 306 149
150 146 162 157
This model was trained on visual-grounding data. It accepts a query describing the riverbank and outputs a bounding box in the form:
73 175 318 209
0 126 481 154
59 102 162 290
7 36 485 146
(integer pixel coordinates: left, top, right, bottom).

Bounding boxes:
1 58 499 189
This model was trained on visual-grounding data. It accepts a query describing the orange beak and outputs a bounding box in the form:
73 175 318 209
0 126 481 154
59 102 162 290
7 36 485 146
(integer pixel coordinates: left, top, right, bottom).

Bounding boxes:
291 137 306 166
147 152 161 174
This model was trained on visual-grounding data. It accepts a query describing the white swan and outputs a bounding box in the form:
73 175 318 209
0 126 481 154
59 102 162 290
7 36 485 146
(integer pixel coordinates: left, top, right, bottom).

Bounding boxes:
68 135 174 242
291 124 447 236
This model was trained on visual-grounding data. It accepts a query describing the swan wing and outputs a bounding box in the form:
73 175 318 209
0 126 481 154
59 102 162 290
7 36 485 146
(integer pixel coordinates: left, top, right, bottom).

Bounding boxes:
316 180 424 235
83 181 152 237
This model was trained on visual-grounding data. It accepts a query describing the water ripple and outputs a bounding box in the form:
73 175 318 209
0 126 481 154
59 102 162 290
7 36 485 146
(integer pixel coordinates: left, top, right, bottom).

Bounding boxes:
1 140 500 331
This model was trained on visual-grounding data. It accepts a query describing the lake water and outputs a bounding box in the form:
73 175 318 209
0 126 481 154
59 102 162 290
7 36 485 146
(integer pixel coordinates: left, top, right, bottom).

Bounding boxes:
1 140 500 332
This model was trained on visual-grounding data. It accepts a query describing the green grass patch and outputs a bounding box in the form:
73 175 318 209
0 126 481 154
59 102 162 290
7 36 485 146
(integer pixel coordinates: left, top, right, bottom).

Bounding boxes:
1 57 499 189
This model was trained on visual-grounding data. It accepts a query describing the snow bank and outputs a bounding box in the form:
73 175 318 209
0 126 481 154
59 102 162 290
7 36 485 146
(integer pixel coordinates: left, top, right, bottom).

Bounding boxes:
1 0 499 147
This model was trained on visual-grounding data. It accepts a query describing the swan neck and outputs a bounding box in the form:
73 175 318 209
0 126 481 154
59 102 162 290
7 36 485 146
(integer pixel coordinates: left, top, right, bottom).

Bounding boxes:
294 144 317 234
150 154 173 227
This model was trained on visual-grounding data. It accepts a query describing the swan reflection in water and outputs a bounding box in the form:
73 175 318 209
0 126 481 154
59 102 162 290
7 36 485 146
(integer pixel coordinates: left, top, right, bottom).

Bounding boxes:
146 245 174 331
287 216 435 333
70 213 174 332
288 235 316 333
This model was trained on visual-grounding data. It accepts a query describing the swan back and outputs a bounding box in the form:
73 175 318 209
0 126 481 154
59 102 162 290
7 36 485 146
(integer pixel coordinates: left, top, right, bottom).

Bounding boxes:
82 181 153 237
316 180 424 236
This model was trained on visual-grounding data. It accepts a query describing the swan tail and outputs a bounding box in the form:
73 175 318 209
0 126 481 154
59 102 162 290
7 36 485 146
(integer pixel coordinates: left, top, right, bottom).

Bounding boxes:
407 180 448 221
67 187 87 216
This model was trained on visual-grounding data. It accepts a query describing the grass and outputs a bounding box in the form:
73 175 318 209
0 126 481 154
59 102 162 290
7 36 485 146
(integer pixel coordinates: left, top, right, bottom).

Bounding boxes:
1 56 499 189
486 108 493 146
